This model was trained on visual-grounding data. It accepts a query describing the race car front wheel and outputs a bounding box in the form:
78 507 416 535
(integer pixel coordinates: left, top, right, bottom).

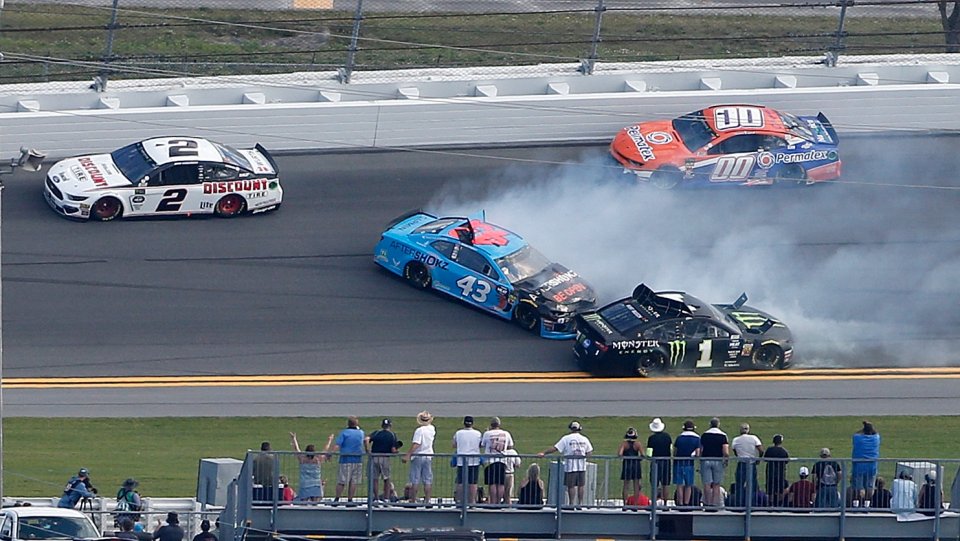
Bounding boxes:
773 164 806 185
403 262 431 289
91 197 123 221
514 304 540 333
650 167 682 189
215 194 247 217
635 352 665 377
752 344 784 369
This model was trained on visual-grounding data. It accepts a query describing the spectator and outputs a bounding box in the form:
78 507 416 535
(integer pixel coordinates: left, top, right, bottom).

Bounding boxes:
518 463 545 509
402 411 436 505
699 417 730 508
252 442 275 503
279 475 297 502
891 471 917 516
191 520 217 541
57 468 97 509
645 417 672 505
538 420 594 508
453 416 482 504
784 466 815 509
618 427 643 509
871 476 892 509
672 485 702 507
117 519 139 541
764 434 789 507
918 470 943 516
851 420 880 508
502 447 522 504
114 478 143 526
365 419 402 502
481 416 515 506
152 512 184 541
673 419 701 509
813 448 842 508
289 431 329 502
731 423 763 506
330 416 365 503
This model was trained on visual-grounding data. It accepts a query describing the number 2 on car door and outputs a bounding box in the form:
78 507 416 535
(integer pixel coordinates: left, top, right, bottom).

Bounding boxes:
456 275 490 302
156 188 188 212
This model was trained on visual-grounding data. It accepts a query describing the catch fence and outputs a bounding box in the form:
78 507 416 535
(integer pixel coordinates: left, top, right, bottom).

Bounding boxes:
0 0 957 89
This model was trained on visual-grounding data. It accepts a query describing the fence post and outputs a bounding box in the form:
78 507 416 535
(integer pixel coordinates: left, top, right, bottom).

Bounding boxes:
933 460 941 541
827 0 850 67
366 454 374 536
744 458 753 541
649 456 658 541
579 0 605 75
838 459 847 541
93 0 121 92
553 457 563 539
339 0 364 84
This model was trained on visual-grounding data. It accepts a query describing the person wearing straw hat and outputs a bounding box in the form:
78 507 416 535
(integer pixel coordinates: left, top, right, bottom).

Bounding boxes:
646 417 672 505
402 411 436 504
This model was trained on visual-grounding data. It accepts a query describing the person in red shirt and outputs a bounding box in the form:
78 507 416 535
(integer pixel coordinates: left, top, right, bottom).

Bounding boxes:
785 467 815 508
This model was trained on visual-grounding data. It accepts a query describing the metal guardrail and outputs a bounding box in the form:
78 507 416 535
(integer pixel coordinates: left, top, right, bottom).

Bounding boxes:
223 450 960 540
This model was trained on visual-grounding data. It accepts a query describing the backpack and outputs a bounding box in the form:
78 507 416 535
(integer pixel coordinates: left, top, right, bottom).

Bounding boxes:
820 463 838 486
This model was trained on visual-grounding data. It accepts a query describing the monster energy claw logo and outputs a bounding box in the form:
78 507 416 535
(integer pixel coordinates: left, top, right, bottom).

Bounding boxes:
669 340 685 366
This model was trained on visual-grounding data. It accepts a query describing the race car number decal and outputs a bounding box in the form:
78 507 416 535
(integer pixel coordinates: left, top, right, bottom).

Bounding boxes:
714 106 764 131
711 155 756 181
697 340 713 368
456 275 492 302
168 139 199 157
156 188 188 212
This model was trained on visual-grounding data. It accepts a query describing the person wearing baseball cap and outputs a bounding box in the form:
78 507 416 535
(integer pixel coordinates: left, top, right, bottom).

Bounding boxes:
538 421 593 508
57 468 97 509
365 418 402 502
481 416 515 506
784 466 815 508
453 415 482 503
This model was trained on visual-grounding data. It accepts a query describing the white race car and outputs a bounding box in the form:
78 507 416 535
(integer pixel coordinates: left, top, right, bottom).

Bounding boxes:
43 136 282 220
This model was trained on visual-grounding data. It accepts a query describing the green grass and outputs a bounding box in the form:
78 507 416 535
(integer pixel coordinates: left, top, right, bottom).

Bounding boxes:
5 416 959 499
0 3 951 84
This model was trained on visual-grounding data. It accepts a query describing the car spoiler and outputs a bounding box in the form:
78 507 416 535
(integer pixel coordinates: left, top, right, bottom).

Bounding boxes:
631 283 693 319
816 113 839 144
384 208 436 230
254 143 279 174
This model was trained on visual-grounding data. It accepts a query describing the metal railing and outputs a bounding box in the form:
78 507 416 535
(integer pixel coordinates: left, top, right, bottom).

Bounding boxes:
0 0 957 89
228 450 960 540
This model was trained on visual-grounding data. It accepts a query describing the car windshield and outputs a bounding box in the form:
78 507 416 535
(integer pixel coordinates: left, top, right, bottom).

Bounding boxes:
671 109 715 152
18 516 100 539
109 142 155 184
212 141 253 170
495 244 551 283
777 111 816 141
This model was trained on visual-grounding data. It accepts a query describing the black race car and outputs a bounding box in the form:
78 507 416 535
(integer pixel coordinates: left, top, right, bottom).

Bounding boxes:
574 284 793 377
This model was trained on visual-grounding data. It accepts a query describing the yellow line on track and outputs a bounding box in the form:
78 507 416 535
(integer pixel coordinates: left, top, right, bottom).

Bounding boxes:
3 367 960 389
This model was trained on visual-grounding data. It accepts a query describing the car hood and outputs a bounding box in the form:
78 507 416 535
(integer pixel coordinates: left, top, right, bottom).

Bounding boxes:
719 304 791 338
46 154 133 193
514 264 596 306
611 120 688 167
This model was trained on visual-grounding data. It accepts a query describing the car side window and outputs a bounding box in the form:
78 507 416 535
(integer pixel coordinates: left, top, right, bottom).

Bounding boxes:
762 135 788 150
157 164 201 186
455 246 499 280
203 163 239 181
708 134 765 155
706 323 731 338
645 322 679 341
431 240 456 259
0 515 11 538
682 319 708 339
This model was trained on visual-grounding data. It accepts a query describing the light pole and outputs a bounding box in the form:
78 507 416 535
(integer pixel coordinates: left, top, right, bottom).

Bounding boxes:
0 147 45 504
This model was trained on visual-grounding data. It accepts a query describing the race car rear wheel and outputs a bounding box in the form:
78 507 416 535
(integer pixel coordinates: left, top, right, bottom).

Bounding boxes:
403 261 431 289
91 197 123 221
752 344 784 369
514 304 540 333
215 194 246 217
635 352 666 377
650 167 682 189
773 164 806 185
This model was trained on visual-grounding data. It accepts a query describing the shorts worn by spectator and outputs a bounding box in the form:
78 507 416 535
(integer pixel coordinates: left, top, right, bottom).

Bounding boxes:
539 420 594 508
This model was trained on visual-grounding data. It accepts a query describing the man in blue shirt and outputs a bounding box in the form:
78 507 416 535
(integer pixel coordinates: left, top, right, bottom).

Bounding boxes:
57 468 96 508
851 420 880 508
331 416 365 503
672 420 701 509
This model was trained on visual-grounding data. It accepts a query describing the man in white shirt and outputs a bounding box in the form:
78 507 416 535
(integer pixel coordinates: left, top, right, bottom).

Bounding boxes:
538 420 593 508
481 416 515 506
453 416 482 504
730 423 763 506
402 411 436 504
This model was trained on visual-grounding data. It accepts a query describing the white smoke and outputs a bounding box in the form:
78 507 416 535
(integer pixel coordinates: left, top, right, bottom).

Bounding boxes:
429 147 960 368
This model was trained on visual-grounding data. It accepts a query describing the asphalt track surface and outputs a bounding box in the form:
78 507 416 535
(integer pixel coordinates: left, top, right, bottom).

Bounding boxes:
2 135 960 416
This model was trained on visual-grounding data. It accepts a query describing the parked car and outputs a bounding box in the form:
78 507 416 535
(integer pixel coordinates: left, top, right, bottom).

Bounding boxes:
0 506 102 541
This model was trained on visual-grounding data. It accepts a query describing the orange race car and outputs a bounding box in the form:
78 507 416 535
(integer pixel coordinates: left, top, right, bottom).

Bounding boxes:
609 104 841 188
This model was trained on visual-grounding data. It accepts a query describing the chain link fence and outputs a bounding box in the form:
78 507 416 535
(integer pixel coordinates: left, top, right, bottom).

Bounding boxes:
0 1 958 89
